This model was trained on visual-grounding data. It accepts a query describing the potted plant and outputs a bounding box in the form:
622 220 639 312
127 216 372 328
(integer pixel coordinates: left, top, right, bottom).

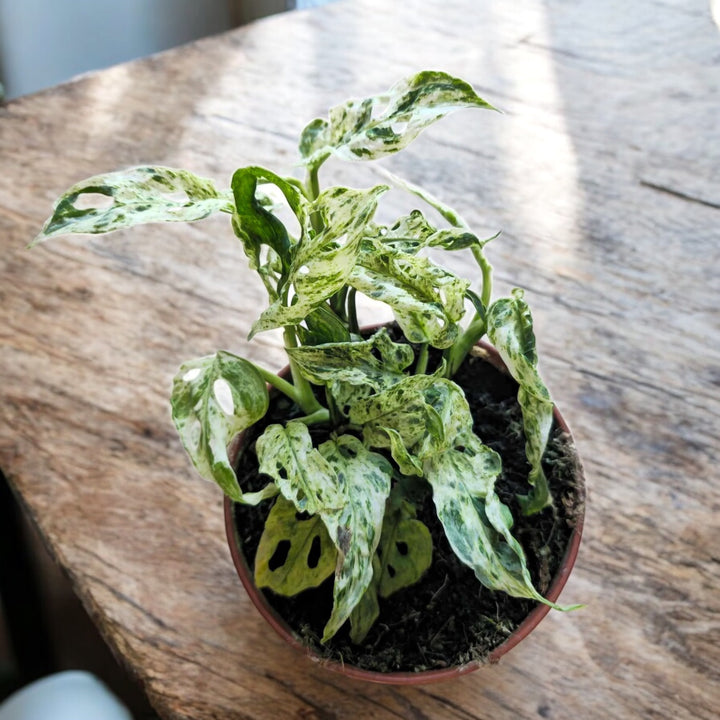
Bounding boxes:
33 71 584 682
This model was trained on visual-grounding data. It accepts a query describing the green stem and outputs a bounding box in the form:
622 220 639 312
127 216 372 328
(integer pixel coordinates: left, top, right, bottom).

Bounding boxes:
250 362 305 406
415 343 429 374
473 246 493 309
347 288 359 334
294 408 331 426
283 327 323 414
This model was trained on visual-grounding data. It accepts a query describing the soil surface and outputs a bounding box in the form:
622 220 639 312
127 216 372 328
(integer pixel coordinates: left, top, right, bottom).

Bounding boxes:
232 340 584 673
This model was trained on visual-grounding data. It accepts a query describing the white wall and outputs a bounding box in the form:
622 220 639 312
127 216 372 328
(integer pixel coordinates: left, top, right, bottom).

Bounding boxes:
0 0 233 99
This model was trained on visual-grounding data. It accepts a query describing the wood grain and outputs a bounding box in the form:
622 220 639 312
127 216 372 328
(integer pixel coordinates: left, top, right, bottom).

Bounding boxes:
1 0 719 718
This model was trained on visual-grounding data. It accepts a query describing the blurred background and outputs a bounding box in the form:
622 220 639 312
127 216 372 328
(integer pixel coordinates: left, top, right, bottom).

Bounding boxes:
0 0 331 100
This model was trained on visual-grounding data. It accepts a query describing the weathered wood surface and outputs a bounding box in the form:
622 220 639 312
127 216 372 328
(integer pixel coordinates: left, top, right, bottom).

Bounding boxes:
1 0 719 717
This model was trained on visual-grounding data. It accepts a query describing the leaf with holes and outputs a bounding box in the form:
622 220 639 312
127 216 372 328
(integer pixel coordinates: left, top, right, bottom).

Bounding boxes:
254 496 337 595
32 166 232 244
255 421 343 516
170 352 273 504
299 70 496 167
377 499 432 598
317 435 392 642
251 184 388 335
487 289 554 515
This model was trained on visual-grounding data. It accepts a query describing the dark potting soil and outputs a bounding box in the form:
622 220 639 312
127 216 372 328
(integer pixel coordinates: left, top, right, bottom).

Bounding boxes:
231 343 584 673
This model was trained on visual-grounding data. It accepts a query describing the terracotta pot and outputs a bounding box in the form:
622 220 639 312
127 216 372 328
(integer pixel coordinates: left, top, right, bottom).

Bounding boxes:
224 339 585 685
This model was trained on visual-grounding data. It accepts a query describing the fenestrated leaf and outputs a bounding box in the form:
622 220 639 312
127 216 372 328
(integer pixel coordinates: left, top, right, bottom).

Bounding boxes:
255 421 343 516
254 496 337 595
32 166 232 244
317 435 393 642
425 431 573 608
170 352 273 504
349 237 469 348
377 499 432 598
287 326 413 389
251 184 388 335
487 289 554 515
299 70 496 167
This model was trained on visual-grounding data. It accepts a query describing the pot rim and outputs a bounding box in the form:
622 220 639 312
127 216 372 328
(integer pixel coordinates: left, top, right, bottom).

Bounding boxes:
223 337 585 685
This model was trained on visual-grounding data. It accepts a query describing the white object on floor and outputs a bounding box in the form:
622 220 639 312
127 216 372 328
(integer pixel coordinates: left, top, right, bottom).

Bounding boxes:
0 671 133 720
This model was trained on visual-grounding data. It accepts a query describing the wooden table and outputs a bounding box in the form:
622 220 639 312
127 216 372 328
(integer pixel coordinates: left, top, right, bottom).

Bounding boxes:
2 1 719 717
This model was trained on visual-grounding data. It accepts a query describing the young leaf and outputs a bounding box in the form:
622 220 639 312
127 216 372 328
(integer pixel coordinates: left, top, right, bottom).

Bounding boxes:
170 352 274 504
350 237 469 348
297 304 351 346
255 421 343 516
254 496 337 595
299 70 496 167
33 166 232 244
251 184 388 335
287 326 414 389
487 289 554 515
317 435 393 642
231 166 311 281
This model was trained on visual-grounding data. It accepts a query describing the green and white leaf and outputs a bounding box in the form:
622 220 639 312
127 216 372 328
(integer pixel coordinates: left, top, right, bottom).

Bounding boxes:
287 326 413 389
170 352 273 504
255 421 343 516
425 431 563 607
254 496 337 595
487 289 554 515
297 304 351 346
33 166 232 244
348 555 381 644
299 70 495 167
317 435 392 642
251 184 387 335
350 236 469 348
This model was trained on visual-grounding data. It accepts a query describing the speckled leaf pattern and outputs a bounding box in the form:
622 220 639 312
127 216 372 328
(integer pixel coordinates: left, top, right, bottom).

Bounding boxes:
251 185 387 335
254 496 337 595
170 352 273 504
350 236 469 348
348 374 440 451
425 431 556 605
287 327 413 389
348 555 381 644
298 70 495 167
255 421 343 516
317 435 392 642
487 289 554 515
33 166 232 244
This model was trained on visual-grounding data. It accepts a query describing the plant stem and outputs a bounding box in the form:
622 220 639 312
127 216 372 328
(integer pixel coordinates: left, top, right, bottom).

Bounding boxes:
250 362 305 406
294 408 331 426
415 343 429 374
347 288 359 334
283 326 323 414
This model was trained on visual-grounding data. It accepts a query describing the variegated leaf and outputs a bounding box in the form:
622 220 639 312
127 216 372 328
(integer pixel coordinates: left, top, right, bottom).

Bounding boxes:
348 374 440 450
348 555 381 644
299 71 495 167
33 166 232 244
487 289 554 515
254 496 337 595
170 352 274 504
350 237 469 348
255 421 343 516
317 435 393 642
251 185 387 335
425 432 557 606
297 304 351 346
287 327 413 389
